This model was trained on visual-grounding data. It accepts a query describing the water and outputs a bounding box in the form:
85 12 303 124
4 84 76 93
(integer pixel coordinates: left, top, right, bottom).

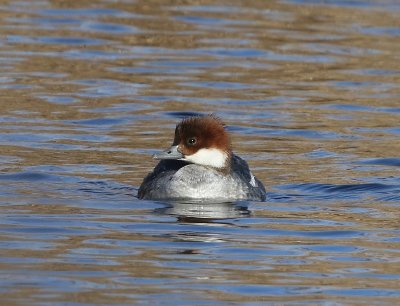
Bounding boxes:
1 0 399 305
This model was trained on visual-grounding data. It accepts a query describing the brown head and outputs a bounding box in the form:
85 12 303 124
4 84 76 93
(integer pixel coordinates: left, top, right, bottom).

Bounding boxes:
153 115 232 169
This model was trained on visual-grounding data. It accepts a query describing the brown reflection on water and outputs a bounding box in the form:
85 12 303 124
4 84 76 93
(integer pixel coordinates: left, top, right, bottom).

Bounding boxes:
0 0 400 304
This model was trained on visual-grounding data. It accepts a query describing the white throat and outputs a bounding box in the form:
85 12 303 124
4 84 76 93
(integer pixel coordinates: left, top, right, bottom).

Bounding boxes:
183 148 228 168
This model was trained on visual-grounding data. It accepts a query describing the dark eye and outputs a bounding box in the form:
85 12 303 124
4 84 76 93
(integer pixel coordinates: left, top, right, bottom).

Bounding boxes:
187 137 197 146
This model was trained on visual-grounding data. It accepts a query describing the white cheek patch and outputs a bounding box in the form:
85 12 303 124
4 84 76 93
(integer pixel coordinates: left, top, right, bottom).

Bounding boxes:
184 148 228 168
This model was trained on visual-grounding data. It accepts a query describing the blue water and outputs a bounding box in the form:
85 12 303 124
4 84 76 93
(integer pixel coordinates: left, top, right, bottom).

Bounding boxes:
0 0 399 305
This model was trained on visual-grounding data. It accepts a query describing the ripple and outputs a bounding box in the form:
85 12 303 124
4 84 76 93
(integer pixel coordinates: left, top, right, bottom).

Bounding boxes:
164 111 202 118
360 158 400 167
38 95 79 104
0 0 399 305
38 8 130 17
68 117 130 127
359 26 400 37
287 0 400 10
109 65 201 75
71 79 147 97
7 35 108 45
326 288 400 297
0 172 63 182
0 132 116 144
230 125 350 140
80 21 140 34
190 47 339 63
180 80 263 90
297 182 394 193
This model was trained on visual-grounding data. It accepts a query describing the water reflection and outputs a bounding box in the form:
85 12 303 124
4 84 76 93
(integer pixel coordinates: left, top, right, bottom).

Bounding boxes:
154 200 250 244
1 0 400 304
156 200 250 220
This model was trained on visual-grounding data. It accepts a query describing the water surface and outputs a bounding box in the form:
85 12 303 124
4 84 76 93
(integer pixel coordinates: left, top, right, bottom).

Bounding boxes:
0 0 399 305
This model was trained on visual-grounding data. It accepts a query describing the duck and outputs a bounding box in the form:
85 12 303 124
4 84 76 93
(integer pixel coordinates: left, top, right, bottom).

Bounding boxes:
138 115 266 201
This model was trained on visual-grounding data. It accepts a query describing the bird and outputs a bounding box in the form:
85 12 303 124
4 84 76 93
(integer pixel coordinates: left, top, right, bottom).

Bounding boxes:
138 115 266 201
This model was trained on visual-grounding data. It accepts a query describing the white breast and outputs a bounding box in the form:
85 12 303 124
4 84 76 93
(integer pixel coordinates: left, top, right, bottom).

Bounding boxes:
165 164 247 200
